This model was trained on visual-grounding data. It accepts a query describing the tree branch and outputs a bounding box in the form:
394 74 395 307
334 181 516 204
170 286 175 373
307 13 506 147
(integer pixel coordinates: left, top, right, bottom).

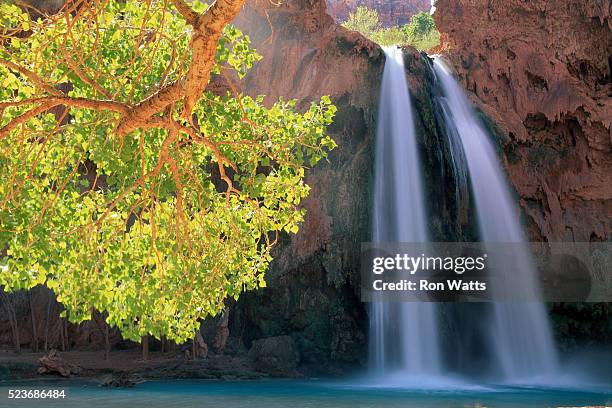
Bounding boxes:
172 0 200 25
0 97 130 139
0 102 54 139
183 0 245 118
0 59 62 96
115 80 184 136
167 119 237 172
0 96 129 112
115 0 246 136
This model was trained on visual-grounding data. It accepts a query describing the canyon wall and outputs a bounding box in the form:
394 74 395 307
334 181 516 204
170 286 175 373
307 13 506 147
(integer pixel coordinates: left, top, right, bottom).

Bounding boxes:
229 0 383 374
434 0 612 243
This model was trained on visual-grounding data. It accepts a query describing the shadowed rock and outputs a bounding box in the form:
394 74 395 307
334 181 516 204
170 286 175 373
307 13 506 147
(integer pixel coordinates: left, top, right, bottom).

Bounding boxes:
38 350 80 377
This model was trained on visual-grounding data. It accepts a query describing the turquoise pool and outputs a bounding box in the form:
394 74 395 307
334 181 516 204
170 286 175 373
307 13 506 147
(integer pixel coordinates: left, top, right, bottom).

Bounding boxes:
1 378 610 408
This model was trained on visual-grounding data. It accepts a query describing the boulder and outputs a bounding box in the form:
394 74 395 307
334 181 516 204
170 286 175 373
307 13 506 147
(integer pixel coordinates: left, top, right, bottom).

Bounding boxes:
212 312 230 353
99 373 143 388
37 350 80 377
194 331 208 359
248 336 300 376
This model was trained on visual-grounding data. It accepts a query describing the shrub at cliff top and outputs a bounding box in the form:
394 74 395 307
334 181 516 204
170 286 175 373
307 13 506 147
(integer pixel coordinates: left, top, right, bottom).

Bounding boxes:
342 7 440 50
403 12 440 51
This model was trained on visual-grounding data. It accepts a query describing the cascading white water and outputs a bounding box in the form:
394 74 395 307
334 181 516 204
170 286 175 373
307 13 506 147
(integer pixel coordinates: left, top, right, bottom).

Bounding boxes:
432 59 560 381
370 47 441 376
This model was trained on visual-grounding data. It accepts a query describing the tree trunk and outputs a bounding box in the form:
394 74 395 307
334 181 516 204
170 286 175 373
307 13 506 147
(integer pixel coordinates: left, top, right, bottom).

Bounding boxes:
28 291 39 352
104 324 110 360
1 290 21 353
44 292 51 351
63 316 69 351
11 307 21 353
59 319 65 352
92 309 110 360
142 335 149 361
59 313 67 352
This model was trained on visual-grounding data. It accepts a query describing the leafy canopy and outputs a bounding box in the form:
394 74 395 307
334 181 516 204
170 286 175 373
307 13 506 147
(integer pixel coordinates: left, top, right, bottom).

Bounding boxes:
341 6 380 39
341 7 440 50
0 0 336 343
403 11 436 39
402 11 440 51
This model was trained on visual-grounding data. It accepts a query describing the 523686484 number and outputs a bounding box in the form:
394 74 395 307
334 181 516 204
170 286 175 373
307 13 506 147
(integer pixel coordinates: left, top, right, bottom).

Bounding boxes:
8 389 66 399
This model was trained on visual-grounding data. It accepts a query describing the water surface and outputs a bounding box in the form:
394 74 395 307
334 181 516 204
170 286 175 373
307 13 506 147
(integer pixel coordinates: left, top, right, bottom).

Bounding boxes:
1 379 610 408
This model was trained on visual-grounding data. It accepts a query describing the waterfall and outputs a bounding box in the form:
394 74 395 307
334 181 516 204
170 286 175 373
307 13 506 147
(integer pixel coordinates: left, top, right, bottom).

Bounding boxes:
432 59 560 381
370 47 441 376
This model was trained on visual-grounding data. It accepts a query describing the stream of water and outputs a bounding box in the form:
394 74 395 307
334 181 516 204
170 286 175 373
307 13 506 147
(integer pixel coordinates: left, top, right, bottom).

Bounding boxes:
369 47 561 386
433 59 560 382
370 47 441 376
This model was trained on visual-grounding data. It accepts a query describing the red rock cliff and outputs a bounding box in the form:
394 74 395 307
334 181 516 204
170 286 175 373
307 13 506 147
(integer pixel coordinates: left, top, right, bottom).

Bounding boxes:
434 0 612 242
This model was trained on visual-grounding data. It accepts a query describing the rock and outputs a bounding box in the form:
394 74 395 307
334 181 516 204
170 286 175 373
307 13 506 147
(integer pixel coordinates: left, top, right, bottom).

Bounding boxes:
330 311 364 362
194 331 208 359
434 0 612 242
248 336 300 376
226 0 380 375
212 312 230 353
0 365 10 381
221 0 472 377
99 373 143 388
37 350 80 377
20 0 64 15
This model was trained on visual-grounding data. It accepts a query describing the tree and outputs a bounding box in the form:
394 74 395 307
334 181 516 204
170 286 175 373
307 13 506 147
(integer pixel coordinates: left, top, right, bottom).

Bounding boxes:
341 6 381 39
371 27 406 47
0 288 21 352
0 0 336 344
403 11 435 39
402 11 440 51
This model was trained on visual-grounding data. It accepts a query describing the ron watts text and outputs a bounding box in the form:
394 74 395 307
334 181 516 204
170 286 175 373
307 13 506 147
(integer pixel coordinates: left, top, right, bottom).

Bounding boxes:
373 279 487 291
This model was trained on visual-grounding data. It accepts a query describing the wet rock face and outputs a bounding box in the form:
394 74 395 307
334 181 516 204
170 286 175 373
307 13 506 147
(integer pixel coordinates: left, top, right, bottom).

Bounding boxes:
326 0 430 26
434 0 612 242
403 50 476 242
248 335 300 376
228 0 384 375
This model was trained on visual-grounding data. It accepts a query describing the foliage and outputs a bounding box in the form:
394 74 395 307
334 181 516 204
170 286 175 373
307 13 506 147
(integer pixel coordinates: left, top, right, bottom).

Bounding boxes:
341 6 380 39
0 0 336 343
403 11 436 39
341 7 440 50
371 27 406 47
403 11 440 51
